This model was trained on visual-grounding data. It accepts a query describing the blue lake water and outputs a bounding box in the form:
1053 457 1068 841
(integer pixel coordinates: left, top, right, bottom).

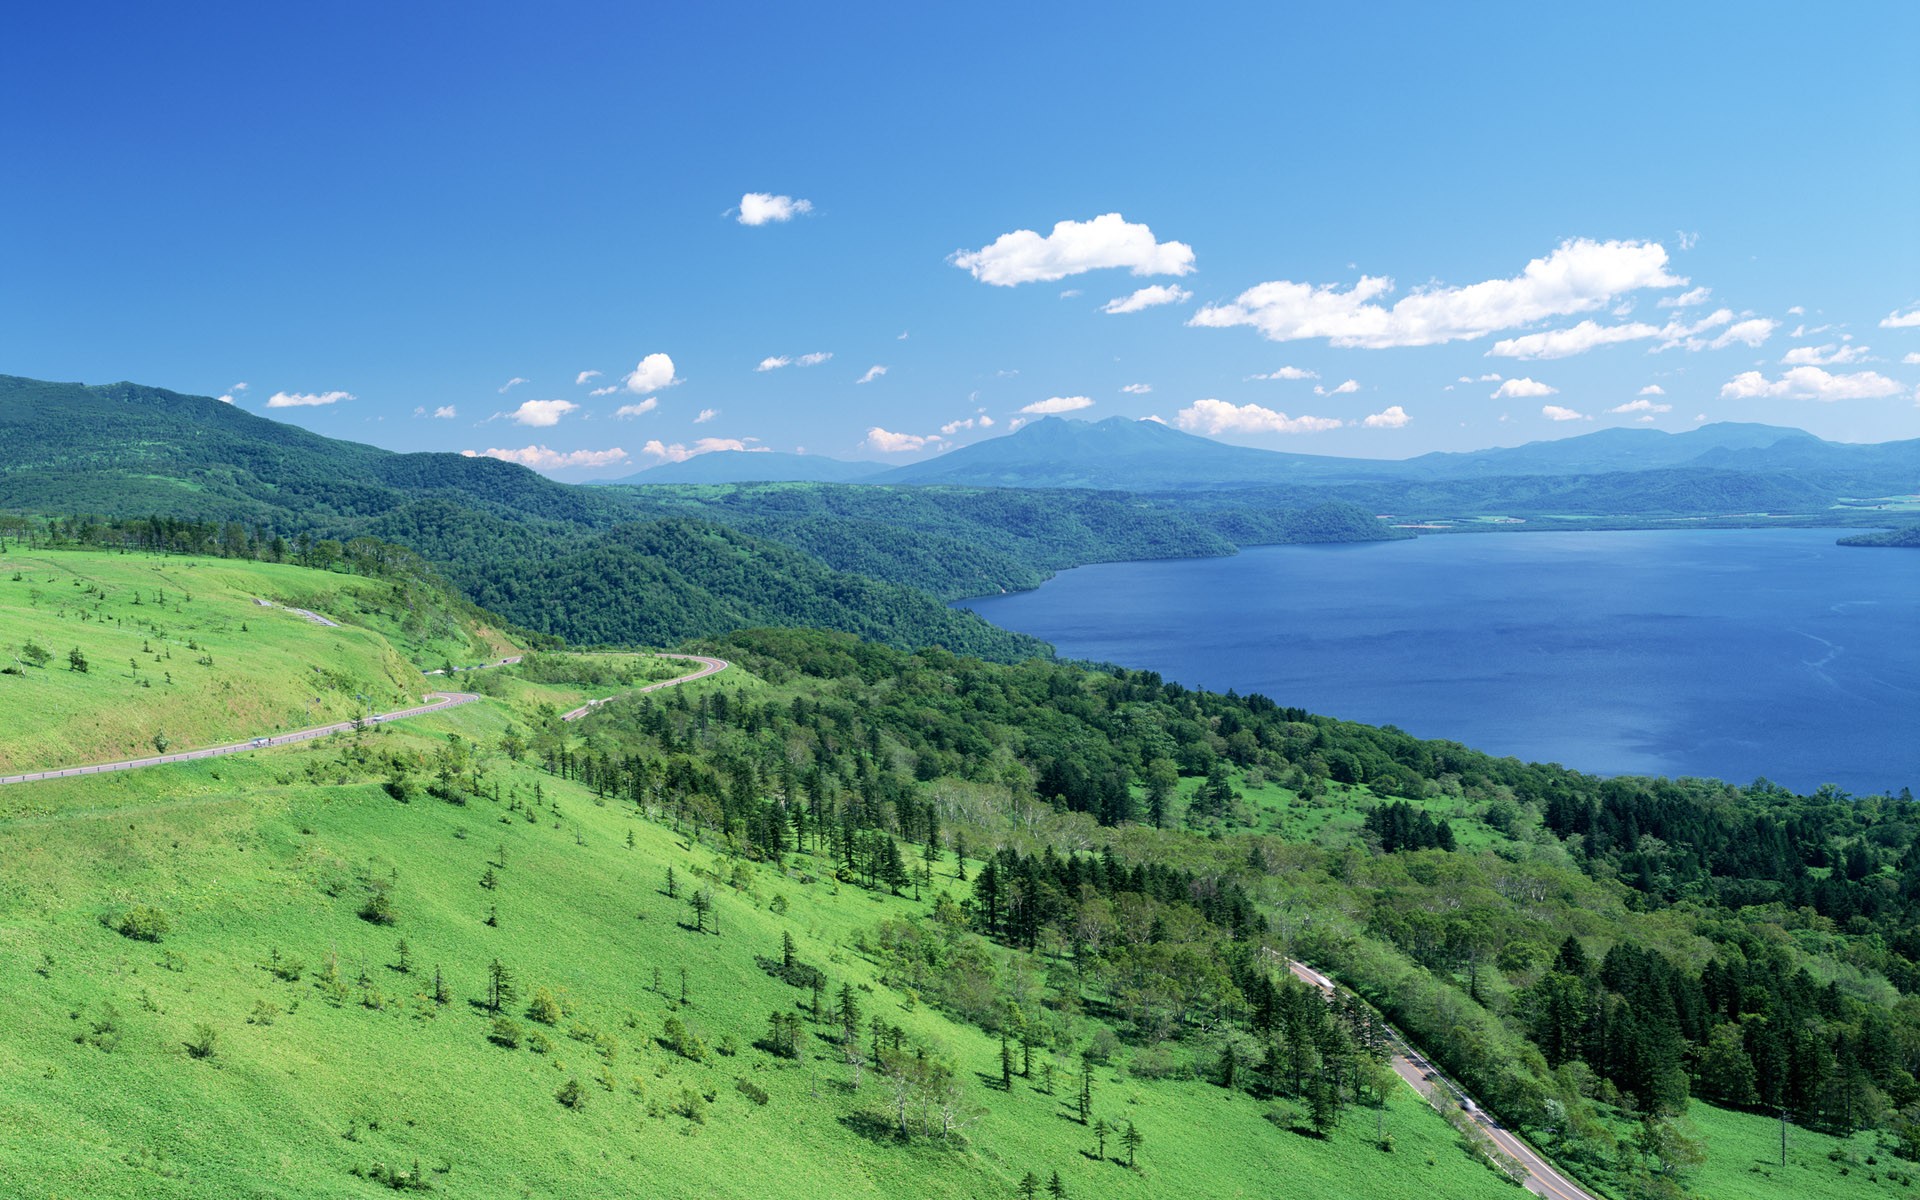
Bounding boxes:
957 529 1919 796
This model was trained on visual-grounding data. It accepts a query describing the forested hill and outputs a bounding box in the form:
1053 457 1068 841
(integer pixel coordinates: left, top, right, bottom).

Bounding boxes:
601 482 1400 600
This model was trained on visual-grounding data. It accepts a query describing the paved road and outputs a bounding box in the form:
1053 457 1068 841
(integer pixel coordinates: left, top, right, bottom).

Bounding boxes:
1287 960 1599 1200
560 653 730 721
0 653 727 787
0 692 479 787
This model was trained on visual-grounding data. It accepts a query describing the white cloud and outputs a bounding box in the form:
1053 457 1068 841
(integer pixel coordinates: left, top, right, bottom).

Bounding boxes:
1362 405 1410 428
951 212 1196 286
856 365 888 384
1658 286 1712 308
1102 284 1193 314
1313 379 1359 396
266 390 353 408
216 394 235 405
1542 405 1589 421
1720 367 1905 402
230 381 249 392
508 399 578 427
1676 231 1699 251
1709 318 1778 349
615 398 658 418
755 351 831 372
737 192 812 225
941 414 999 435
1904 353 1920 366
1879 305 1920 329
1139 414 1165 425
1782 343 1870 366
589 385 617 396
642 437 757 462
896 330 910 340
1059 288 1083 299
1489 319 1665 360
433 405 457 419
694 408 718 424
1020 395 1095 415
1174 398 1343 435
1251 366 1318 380
575 370 602 385
462 445 628 470
498 376 530 393
1190 238 1685 348
1492 377 1558 399
864 427 937 453
624 353 681 394
1609 398 1672 415
1121 383 1153 394
1639 384 1666 395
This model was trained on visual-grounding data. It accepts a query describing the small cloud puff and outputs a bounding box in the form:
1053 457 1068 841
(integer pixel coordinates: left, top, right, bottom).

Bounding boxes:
856 365 888 384
503 399 577 427
1362 405 1410 428
1492 378 1557 400
1541 405 1590 421
737 192 813 225
1175 399 1341 435
576 370 602 385
1313 379 1359 396
1251 366 1317 381
865 427 938 453
498 377 530 394
1879 305 1920 329
694 409 718 424
1609 398 1671 415
1121 383 1152 394
1020 396 1094 415
1102 284 1192 314
615 399 658 418
625 353 681 394
1638 385 1666 395
267 390 353 408
412 405 458 419
952 213 1196 287
1720 367 1904 402
463 445 628 470
642 437 758 462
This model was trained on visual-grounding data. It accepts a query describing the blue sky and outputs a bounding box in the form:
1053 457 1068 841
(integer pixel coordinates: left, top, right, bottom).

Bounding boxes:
4 3 1916 477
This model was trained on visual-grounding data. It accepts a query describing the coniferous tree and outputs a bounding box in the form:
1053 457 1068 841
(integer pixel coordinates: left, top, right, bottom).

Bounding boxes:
486 958 516 1013
1121 1120 1143 1168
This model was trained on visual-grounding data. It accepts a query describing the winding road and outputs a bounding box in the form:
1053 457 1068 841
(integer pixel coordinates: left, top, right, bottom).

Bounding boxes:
1287 960 1599 1200
0 652 729 787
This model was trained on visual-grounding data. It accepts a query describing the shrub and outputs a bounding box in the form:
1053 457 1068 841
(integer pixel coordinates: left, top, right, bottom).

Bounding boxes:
358 882 397 926
112 904 171 942
75 1004 122 1052
186 1023 218 1060
660 1015 708 1063
735 1078 770 1106
526 987 562 1025
555 1078 587 1111
488 1017 523 1048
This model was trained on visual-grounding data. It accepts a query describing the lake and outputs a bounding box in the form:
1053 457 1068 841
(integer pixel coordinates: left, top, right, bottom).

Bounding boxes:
957 529 1920 796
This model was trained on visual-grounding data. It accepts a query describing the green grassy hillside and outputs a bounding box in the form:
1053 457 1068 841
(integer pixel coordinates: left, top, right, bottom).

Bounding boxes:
0 664 1517 1200
0 550 513 773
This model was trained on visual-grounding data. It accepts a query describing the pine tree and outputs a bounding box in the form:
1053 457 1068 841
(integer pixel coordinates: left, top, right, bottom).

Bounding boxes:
1121 1120 1142 1168
1047 1170 1067 1200
1000 1032 1015 1089
1017 1172 1039 1200
487 958 516 1013
431 964 451 1006
665 865 679 898
1078 1058 1094 1124
1093 1117 1111 1160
